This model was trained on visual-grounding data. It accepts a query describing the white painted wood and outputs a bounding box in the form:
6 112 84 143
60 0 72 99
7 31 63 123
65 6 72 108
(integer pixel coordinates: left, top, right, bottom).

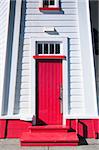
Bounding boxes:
26 8 77 15
70 89 83 95
8 0 22 116
0 0 10 116
25 15 78 21
63 39 68 125
25 26 79 33
26 2 77 9
77 0 98 117
25 21 78 27
24 33 79 38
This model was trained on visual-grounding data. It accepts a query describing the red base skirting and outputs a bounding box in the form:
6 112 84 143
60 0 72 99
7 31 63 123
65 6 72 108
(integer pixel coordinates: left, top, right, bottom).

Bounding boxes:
0 119 6 138
0 119 99 139
66 119 99 139
0 119 32 138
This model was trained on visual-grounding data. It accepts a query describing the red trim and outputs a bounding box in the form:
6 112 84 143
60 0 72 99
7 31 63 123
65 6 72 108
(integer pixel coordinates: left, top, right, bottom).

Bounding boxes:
39 7 61 11
33 55 66 59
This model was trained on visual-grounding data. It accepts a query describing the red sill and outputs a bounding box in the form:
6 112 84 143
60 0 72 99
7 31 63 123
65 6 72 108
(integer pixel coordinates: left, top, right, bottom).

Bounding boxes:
33 55 66 59
39 7 61 11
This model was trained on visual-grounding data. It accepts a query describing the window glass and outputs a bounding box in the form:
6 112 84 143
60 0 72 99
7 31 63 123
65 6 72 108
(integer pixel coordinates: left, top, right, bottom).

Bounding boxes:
44 44 48 54
50 0 55 5
43 0 55 7
43 0 49 8
55 44 60 54
38 44 42 54
50 44 54 54
37 42 61 55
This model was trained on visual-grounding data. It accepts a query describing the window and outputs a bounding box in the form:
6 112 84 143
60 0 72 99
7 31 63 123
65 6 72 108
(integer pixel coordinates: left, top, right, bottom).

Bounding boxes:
39 0 60 10
43 0 55 7
37 42 61 55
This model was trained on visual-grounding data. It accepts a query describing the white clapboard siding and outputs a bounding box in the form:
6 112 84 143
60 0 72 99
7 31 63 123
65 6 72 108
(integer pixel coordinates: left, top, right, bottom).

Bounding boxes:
26 8 77 15
25 15 78 21
70 83 83 89
25 21 78 27
70 77 82 83
24 33 79 38
70 108 84 114
15 0 84 117
26 2 77 9
25 26 79 33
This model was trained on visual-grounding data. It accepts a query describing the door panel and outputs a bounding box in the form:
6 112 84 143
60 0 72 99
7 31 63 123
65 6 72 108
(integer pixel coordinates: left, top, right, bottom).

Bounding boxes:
37 60 63 125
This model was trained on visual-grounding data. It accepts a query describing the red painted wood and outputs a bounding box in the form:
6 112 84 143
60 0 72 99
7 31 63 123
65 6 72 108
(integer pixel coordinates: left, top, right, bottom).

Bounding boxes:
93 119 99 139
28 125 69 134
39 7 61 11
20 131 79 146
33 55 66 59
0 119 99 140
6 120 32 138
37 60 63 125
67 119 99 139
0 119 6 138
21 143 78 146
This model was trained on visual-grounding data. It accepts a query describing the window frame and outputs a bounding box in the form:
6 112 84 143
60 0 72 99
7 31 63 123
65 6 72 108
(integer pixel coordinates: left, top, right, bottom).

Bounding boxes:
41 0 59 8
36 41 63 55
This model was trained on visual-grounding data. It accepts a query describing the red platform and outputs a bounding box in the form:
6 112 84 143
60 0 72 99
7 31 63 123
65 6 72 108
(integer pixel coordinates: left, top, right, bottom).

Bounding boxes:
20 125 79 146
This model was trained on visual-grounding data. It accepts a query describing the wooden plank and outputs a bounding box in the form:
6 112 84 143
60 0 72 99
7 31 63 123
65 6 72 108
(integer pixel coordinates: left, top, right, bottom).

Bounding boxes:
25 14 78 21
25 20 78 27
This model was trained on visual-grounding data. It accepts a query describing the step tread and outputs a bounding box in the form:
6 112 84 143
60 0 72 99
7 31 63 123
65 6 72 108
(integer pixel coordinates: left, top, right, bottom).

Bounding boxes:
21 132 78 143
28 125 69 130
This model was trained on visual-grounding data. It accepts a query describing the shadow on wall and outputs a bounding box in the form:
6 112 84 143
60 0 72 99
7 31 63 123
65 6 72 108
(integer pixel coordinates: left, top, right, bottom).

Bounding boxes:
14 0 26 114
89 0 99 115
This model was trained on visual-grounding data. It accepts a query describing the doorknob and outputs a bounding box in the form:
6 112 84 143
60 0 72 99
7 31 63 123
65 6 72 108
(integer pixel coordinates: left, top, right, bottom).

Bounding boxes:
59 85 63 100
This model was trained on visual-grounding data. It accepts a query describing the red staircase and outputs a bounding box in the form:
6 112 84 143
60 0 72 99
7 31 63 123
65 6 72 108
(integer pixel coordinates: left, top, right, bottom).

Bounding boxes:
20 125 79 146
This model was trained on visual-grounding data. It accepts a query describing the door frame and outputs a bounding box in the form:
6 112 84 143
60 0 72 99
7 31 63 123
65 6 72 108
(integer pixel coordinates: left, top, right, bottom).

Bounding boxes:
30 36 68 125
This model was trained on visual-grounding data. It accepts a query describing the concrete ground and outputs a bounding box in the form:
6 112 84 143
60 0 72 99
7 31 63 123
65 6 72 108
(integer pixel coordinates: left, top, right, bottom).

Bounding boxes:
0 139 99 150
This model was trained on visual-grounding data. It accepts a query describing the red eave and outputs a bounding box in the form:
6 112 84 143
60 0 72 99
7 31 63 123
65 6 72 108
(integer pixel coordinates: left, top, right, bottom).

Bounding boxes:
39 7 61 11
33 55 66 59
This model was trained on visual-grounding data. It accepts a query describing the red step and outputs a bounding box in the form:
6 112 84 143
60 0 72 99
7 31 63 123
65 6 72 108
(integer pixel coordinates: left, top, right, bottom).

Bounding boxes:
28 125 69 133
20 125 79 146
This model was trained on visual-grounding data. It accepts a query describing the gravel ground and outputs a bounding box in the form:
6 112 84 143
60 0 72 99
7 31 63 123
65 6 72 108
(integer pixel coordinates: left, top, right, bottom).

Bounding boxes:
0 139 99 150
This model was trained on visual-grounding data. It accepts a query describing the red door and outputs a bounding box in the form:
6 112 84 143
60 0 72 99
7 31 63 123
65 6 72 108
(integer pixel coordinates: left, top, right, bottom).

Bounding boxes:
37 59 63 125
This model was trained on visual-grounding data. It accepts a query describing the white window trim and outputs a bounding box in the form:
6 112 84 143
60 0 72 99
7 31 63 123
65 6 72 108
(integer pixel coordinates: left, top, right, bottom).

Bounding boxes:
30 36 68 125
40 0 59 8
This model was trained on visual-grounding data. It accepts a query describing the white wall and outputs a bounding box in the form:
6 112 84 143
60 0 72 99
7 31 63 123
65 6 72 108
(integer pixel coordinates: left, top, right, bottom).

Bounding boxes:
0 0 10 116
1 0 97 120
15 0 85 120
77 0 98 117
